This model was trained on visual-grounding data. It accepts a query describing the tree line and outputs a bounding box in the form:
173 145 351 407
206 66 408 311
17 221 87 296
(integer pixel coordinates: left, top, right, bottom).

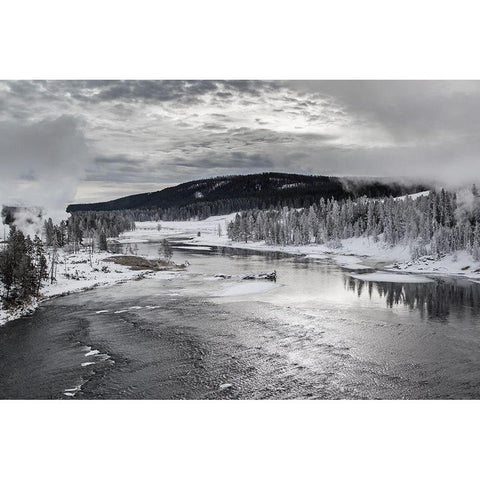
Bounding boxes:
67 172 426 218
1 210 136 312
43 211 136 249
227 188 480 261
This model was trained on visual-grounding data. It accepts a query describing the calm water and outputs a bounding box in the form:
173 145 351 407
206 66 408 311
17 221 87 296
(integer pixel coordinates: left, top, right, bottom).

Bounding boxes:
2 241 480 399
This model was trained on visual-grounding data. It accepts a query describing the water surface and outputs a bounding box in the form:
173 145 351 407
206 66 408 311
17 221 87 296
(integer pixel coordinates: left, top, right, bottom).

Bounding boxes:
2 242 480 399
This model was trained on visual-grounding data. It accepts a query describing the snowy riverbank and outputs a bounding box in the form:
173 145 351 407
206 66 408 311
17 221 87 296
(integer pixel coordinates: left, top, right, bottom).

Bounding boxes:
0 248 178 326
120 215 480 281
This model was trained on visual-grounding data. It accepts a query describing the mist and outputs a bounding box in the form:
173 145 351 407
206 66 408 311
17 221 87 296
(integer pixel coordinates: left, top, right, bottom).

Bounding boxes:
0 115 92 226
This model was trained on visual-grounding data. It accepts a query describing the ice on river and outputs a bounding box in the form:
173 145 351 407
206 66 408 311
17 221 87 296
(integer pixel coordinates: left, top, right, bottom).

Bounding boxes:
350 272 434 283
85 349 100 356
212 281 280 297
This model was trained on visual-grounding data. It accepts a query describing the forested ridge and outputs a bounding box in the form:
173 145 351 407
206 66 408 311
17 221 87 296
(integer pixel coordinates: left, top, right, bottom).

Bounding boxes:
67 172 427 220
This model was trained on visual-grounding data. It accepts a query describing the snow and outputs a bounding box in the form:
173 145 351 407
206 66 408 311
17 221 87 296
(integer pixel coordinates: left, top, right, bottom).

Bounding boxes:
4 208 480 327
123 218 413 275
118 214 237 244
279 182 304 190
0 246 177 326
212 281 280 297
350 272 434 283
40 249 159 301
333 255 373 271
85 349 100 356
304 253 328 260
63 384 83 397
121 215 480 282
394 190 431 201
0 301 38 326
386 249 480 278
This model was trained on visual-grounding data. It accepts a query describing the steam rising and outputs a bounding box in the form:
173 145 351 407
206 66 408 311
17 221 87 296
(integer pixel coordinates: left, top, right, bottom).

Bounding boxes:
1 206 44 238
0 115 92 228
455 187 480 225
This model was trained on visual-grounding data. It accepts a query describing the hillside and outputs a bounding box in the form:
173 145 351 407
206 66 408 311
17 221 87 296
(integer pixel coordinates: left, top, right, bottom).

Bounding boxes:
67 172 427 220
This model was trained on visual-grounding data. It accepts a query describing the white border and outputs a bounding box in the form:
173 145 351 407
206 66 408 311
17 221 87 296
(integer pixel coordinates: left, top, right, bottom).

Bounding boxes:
2 0 480 79
2 1 480 478
1 400 479 479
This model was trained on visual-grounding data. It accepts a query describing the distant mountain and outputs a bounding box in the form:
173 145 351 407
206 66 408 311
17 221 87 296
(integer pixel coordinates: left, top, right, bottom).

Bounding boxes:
67 172 428 220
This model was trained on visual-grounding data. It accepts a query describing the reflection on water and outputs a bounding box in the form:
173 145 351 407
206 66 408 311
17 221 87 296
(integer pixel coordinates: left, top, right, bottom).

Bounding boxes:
6 237 480 399
113 239 480 324
345 276 480 322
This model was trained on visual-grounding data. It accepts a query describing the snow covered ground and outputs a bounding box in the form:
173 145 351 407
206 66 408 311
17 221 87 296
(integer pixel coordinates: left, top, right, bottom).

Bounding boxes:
120 215 480 281
0 247 177 326
392 190 431 201
5 210 479 326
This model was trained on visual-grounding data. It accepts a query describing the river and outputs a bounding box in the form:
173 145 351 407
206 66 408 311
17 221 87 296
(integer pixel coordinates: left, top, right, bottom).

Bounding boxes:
2 241 480 399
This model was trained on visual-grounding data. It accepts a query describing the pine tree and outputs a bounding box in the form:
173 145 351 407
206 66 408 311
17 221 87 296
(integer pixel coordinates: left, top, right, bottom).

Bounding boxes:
33 235 48 295
99 231 108 251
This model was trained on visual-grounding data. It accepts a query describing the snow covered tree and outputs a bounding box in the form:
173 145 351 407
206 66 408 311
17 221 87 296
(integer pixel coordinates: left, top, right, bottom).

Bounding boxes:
99 231 108 251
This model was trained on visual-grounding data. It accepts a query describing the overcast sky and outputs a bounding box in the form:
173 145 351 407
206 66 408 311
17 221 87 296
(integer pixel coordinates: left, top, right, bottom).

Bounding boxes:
1 80 480 215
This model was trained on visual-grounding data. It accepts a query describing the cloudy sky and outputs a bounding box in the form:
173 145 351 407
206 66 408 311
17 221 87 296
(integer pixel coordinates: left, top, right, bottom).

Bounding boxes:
1 80 480 215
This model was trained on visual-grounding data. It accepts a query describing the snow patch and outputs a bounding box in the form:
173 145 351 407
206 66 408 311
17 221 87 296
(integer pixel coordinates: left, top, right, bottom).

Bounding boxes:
350 272 434 283
118 215 480 281
394 190 431 201
63 384 83 397
85 349 100 357
219 383 233 391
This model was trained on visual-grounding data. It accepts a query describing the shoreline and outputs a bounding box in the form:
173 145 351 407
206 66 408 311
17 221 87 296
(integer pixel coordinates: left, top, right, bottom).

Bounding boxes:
0 249 181 327
5 213 480 326
120 216 480 282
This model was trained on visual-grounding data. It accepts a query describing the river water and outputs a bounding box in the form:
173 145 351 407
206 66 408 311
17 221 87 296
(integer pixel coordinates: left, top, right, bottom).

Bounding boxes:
2 241 480 399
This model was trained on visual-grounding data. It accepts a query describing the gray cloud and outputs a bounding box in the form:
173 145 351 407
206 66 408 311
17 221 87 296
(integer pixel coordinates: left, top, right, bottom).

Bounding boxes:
1 80 480 206
94 155 138 165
